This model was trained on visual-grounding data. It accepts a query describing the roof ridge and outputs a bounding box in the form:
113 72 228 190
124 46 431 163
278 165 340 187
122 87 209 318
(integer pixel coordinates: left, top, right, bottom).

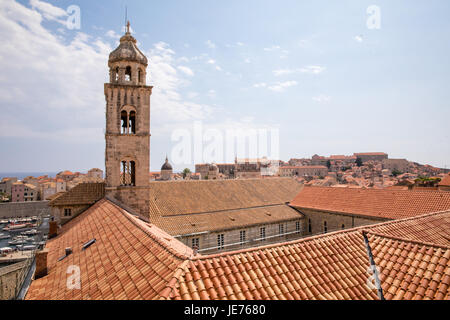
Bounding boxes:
161 203 290 217
157 260 190 300
364 230 450 250
364 209 450 229
111 199 194 260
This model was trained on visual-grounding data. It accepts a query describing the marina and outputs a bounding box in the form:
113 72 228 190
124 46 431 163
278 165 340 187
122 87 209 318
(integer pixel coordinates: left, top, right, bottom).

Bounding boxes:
0 216 49 257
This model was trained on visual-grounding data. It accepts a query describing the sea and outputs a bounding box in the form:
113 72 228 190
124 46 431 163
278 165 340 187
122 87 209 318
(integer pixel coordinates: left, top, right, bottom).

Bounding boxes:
0 172 58 180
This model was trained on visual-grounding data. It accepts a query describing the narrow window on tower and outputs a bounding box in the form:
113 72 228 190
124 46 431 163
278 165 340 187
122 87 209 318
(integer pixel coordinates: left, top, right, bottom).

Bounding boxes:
115 67 119 81
129 111 136 134
120 110 128 134
130 161 136 186
125 66 132 82
138 69 142 83
120 160 136 186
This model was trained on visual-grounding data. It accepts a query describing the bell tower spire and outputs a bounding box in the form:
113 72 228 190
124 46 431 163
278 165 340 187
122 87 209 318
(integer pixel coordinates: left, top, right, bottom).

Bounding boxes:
104 23 152 219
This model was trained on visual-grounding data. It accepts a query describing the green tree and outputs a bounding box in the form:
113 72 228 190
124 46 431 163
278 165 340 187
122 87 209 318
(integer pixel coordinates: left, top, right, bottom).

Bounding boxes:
326 160 331 169
392 169 402 177
356 157 363 167
182 168 191 179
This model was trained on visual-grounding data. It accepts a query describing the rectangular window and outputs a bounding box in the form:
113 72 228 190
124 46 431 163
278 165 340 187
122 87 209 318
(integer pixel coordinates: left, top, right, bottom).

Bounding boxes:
239 230 246 245
64 208 72 217
191 238 199 249
296 221 301 234
279 224 284 235
260 227 266 241
217 234 224 250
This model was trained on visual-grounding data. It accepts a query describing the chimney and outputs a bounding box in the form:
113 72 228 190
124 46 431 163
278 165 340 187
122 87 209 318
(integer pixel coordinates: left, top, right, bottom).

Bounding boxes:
48 220 58 239
65 247 72 256
35 249 49 279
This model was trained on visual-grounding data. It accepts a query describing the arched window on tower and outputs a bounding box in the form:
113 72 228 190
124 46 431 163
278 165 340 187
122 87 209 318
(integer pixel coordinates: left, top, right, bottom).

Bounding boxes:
120 160 136 186
129 111 136 134
125 66 132 82
120 110 128 134
138 69 142 84
120 109 136 134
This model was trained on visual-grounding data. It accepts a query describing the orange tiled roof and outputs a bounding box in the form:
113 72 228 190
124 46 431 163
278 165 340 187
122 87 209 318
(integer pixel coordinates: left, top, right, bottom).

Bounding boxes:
26 199 193 300
60 170 75 175
280 165 327 169
49 182 105 206
290 186 450 220
354 152 388 156
26 203 450 300
168 210 450 300
150 204 303 236
149 178 302 216
148 178 303 235
439 174 450 187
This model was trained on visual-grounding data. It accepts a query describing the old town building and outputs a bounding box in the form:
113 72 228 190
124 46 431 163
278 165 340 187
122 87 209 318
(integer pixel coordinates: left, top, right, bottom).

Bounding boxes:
279 165 328 177
160 156 173 181
103 22 152 218
289 186 450 236
354 152 388 163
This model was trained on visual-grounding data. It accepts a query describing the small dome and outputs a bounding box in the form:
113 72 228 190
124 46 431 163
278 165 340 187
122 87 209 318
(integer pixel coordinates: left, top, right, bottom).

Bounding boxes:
209 163 218 171
161 157 173 171
108 25 148 66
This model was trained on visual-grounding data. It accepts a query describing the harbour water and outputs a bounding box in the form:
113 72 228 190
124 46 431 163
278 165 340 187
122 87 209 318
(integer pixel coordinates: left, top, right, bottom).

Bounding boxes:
0 217 49 251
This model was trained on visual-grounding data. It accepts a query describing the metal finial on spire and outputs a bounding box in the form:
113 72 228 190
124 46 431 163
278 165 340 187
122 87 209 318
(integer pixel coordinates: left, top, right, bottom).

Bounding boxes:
127 20 130 34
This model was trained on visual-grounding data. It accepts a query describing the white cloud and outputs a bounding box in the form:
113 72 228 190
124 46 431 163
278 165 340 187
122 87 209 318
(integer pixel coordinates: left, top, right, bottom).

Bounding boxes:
0 0 110 141
30 0 67 24
273 65 326 76
207 59 216 64
177 65 194 76
354 35 363 43
312 95 331 103
299 65 326 74
105 30 120 39
244 58 251 64
253 83 267 88
147 41 214 122
207 89 216 98
264 45 281 51
205 40 216 49
268 81 298 92
0 0 213 143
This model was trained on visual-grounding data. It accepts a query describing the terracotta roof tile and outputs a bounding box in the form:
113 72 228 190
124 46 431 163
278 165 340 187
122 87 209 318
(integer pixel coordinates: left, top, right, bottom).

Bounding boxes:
49 183 105 206
149 178 303 235
290 186 450 220
26 198 450 300
26 199 193 300
439 173 450 187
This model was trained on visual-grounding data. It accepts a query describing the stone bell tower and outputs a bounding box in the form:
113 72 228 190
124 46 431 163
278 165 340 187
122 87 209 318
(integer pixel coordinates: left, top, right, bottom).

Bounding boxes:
104 22 152 218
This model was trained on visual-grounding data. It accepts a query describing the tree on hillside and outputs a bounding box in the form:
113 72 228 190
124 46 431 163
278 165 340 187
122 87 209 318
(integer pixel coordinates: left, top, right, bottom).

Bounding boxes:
356 157 363 167
182 168 191 179
326 160 331 169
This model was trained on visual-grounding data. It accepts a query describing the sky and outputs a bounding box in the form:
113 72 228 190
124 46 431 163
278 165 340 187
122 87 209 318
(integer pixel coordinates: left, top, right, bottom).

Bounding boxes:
0 0 449 173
